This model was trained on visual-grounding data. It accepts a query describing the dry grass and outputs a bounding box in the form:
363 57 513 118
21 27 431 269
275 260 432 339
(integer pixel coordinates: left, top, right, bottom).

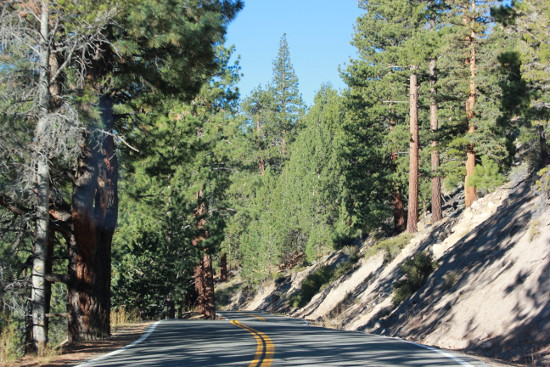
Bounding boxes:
1 322 151 367
110 307 139 330
0 322 21 363
528 219 541 241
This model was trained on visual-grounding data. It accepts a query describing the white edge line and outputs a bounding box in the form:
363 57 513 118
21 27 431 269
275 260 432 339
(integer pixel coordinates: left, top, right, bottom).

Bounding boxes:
404 340 475 367
373 334 476 367
75 319 164 367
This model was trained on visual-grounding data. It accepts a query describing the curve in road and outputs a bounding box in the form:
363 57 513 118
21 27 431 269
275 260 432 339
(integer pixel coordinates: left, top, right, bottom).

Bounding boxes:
76 310 489 366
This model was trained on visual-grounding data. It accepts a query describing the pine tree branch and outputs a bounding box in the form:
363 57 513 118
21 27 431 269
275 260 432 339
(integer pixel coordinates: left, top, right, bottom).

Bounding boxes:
0 194 28 216
45 274 69 284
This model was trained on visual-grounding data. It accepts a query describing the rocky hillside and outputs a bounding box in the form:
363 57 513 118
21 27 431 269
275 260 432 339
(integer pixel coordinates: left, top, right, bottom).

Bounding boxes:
218 170 550 366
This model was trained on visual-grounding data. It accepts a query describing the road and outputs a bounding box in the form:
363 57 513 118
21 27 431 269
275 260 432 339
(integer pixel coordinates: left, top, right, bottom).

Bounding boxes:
77 311 488 366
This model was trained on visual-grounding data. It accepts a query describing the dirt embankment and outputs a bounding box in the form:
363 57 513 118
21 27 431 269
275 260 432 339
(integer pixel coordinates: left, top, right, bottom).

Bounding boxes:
231 173 549 366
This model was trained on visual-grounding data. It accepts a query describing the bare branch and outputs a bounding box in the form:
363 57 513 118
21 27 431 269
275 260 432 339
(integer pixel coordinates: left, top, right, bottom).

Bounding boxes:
0 194 28 216
45 273 69 284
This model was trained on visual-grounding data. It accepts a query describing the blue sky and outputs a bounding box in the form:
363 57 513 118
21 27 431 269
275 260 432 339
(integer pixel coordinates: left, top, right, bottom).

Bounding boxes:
225 1 363 106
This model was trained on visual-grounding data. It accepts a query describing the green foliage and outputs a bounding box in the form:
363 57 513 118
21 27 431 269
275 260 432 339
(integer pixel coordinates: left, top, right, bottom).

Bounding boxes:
113 44 242 314
364 233 414 263
113 233 195 319
234 86 352 282
393 252 436 304
0 322 24 362
289 249 361 309
535 167 550 203
240 34 306 173
290 266 334 308
469 156 506 193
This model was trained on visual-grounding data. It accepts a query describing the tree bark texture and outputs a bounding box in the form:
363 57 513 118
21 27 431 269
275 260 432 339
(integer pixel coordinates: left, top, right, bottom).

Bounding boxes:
407 69 419 234
68 94 117 342
31 1 51 351
220 253 228 282
430 58 442 223
256 118 266 175
389 112 406 233
465 1 478 208
193 256 216 319
539 126 550 166
192 192 216 319
200 253 216 319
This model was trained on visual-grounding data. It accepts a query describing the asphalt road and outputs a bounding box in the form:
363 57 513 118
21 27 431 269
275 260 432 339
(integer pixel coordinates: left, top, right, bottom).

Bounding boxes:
77 311 488 366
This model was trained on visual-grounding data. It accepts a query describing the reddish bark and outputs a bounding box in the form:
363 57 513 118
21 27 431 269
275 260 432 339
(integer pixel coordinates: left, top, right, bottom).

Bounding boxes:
200 253 216 319
430 58 442 223
539 126 550 166
407 69 419 234
393 192 406 232
464 1 478 208
389 106 405 233
192 192 216 319
220 253 228 282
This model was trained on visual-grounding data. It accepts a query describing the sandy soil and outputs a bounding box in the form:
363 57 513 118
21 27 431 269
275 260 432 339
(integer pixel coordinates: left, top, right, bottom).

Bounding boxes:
238 172 550 366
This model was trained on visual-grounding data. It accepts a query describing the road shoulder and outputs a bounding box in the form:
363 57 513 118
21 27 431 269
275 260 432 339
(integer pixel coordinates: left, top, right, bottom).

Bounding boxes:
1 322 152 367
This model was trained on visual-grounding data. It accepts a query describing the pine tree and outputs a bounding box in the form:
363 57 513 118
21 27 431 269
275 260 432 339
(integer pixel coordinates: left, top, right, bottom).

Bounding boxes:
237 86 348 280
442 0 504 207
346 0 430 234
0 0 117 349
242 34 305 173
113 45 241 319
513 0 550 165
271 34 306 156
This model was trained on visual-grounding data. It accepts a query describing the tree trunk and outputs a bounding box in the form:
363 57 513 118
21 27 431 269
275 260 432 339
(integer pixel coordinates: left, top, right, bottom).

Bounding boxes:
389 112 405 233
191 191 216 319
407 68 419 234
201 253 216 319
94 94 117 336
393 192 406 232
465 1 478 208
539 125 550 166
220 253 228 282
68 94 117 342
31 1 51 352
256 118 266 175
430 58 442 223
194 264 205 314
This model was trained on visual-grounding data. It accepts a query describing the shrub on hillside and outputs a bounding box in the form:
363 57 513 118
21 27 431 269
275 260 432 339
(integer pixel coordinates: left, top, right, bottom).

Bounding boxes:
393 252 436 304
469 156 506 194
290 266 333 308
364 233 414 264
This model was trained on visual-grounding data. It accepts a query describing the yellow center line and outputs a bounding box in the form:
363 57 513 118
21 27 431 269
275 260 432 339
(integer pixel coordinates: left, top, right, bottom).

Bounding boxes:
230 320 274 367
237 311 266 322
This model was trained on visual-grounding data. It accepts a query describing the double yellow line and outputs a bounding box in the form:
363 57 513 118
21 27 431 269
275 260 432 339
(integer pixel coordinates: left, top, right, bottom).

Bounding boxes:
230 320 274 367
237 311 266 322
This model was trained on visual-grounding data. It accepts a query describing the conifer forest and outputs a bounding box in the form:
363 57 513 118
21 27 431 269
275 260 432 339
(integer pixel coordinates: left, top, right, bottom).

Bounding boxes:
0 0 548 359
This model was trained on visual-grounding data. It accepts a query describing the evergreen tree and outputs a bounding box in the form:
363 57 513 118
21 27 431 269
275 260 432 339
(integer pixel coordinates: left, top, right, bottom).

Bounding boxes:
441 0 505 207
271 34 307 156
66 0 242 340
1 0 242 345
345 0 430 234
237 86 348 281
509 0 550 165
242 34 306 173
113 45 241 319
